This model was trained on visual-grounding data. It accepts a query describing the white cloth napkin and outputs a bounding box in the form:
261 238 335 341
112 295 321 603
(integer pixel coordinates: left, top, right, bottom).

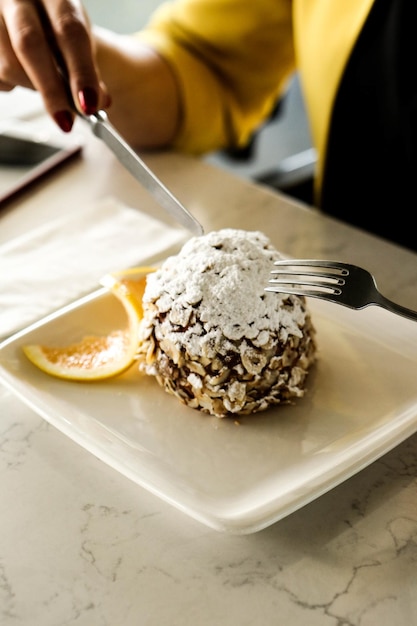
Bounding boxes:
0 196 189 339
0 87 43 121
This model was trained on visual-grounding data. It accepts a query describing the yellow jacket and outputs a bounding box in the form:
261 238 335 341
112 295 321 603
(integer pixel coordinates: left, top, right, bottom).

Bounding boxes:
137 0 375 195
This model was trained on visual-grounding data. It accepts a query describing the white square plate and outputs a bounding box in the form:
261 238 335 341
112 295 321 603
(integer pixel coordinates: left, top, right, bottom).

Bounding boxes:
1 288 417 534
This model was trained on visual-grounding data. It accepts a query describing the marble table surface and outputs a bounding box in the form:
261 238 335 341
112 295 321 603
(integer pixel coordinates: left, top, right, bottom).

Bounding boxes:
1 111 417 626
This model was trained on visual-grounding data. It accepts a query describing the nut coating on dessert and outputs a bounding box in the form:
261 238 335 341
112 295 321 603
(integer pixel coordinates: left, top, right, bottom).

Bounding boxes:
136 229 317 417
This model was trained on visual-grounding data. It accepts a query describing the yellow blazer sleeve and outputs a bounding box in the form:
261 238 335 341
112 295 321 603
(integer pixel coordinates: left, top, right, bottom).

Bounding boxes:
136 0 295 154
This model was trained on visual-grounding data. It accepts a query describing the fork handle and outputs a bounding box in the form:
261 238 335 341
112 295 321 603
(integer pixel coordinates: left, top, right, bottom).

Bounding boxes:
377 294 417 322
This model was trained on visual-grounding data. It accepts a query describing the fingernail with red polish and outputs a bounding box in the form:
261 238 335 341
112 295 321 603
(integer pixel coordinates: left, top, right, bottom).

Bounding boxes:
54 110 74 133
78 87 98 115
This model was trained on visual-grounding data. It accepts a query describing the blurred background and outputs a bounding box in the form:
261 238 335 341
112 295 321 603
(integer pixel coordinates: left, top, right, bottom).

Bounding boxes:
84 0 315 201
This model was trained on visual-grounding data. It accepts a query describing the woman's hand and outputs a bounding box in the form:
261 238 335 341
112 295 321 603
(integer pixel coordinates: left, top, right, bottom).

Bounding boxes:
0 0 180 147
0 0 108 131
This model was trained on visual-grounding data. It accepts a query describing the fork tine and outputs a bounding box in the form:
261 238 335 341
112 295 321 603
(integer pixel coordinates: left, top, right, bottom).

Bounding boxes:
265 285 338 301
273 259 350 276
268 277 343 295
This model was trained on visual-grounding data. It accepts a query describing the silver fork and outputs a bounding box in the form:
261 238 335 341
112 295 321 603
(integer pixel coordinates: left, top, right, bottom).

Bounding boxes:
266 259 417 322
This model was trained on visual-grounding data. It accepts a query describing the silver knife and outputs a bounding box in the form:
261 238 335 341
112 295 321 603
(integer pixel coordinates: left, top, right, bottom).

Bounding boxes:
39 5 204 237
82 110 204 236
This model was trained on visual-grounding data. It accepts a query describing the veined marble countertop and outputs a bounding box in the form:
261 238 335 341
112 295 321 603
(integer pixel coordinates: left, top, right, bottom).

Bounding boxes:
1 109 417 625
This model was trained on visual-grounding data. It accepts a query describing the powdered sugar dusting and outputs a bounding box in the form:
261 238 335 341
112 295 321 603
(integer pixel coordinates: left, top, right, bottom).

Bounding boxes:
143 229 305 345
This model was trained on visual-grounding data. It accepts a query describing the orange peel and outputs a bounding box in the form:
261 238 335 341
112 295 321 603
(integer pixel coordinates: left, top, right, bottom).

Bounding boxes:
22 266 155 381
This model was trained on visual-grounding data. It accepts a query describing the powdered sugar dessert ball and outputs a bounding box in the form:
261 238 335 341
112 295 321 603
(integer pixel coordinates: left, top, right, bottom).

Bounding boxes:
136 229 317 418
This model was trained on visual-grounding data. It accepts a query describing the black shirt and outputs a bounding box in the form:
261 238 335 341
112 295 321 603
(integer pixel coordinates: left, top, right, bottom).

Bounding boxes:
320 0 417 252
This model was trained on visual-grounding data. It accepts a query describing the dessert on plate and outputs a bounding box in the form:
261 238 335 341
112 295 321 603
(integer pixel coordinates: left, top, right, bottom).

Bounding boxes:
136 228 317 417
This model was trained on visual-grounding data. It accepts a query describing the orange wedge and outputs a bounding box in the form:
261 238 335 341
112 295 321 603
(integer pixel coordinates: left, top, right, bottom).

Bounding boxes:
22 266 155 381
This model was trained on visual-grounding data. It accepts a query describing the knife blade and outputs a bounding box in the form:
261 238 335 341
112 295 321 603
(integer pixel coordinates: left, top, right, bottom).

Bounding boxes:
38 3 203 237
82 110 204 236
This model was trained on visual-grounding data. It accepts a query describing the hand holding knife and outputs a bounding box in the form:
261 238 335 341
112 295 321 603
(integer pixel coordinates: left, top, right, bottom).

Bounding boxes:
41 6 204 236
